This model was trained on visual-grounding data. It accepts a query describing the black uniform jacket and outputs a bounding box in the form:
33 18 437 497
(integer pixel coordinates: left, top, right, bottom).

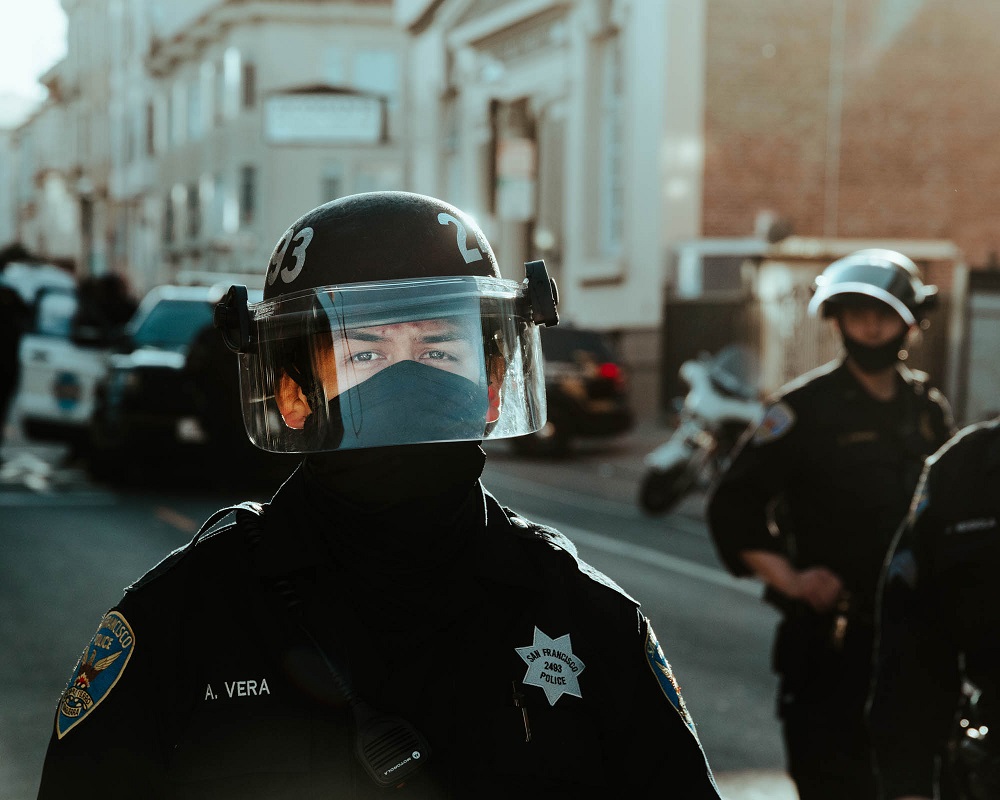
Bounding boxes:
707 359 953 621
869 418 1000 798
38 467 720 799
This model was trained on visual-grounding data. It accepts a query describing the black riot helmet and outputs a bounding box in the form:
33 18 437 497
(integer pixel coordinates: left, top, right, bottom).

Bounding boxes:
808 248 938 326
215 191 559 453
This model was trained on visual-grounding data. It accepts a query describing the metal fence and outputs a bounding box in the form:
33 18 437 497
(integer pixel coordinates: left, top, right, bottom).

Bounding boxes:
658 291 951 414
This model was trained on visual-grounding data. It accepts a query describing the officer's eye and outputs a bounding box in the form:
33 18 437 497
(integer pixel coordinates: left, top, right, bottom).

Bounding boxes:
349 351 383 364
421 349 458 362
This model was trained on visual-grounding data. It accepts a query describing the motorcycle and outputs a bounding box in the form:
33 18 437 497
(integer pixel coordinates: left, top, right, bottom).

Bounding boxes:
639 344 764 515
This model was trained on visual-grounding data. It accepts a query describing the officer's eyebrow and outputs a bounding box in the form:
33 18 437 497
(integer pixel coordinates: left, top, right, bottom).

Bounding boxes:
341 330 460 343
421 320 480 344
341 319 475 344
345 331 384 342
420 330 467 344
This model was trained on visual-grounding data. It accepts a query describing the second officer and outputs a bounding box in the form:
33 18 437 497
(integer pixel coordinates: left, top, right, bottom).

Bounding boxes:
706 249 955 800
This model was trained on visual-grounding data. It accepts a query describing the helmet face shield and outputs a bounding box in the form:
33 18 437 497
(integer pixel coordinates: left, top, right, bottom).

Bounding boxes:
238 276 546 452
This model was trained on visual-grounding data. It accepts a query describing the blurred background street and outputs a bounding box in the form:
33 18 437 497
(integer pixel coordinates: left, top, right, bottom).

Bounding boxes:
5 1 1000 797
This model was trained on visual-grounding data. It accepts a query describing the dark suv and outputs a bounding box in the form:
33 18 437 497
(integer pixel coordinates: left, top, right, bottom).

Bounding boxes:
510 325 634 456
85 284 301 487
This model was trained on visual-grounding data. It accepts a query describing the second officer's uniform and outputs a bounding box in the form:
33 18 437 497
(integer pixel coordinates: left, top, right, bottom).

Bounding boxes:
707 250 954 799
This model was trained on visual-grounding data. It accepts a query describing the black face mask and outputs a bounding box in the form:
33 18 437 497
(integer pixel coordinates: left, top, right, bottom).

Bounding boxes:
841 330 908 373
305 359 489 452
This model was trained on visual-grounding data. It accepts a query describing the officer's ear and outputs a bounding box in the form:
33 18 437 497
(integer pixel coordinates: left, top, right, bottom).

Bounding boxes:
276 370 312 430
486 354 506 424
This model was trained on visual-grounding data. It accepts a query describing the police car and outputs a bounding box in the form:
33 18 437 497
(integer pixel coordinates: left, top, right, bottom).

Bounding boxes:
10 266 114 447
85 284 265 484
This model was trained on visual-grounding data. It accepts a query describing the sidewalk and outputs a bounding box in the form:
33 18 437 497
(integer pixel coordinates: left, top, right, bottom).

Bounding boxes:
715 771 797 799
0 421 91 493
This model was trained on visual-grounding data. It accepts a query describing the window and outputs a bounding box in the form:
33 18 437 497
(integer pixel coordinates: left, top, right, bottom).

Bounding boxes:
321 163 344 204
356 163 402 194
35 292 78 337
164 91 173 150
145 101 155 155
210 173 226 232
187 182 201 239
124 115 135 164
214 57 227 125
222 48 241 119
167 184 186 245
356 49 397 138
163 192 175 245
188 77 203 140
78 112 90 162
201 61 215 130
597 32 624 258
324 45 346 85
239 165 256 227
242 62 257 110
354 50 399 105
171 80 187 146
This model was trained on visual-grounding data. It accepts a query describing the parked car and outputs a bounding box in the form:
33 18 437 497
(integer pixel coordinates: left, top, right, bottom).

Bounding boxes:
510 325 634 456
85 285 245 481
11 273 114 448
85 283 298 488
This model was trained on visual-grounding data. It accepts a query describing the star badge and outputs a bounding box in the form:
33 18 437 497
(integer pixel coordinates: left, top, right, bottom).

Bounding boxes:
515 626 586 706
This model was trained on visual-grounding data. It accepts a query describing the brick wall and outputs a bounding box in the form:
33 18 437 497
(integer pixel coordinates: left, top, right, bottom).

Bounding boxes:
704 0 1000 267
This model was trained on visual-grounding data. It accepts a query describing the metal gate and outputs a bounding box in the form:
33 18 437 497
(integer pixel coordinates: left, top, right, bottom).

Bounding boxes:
660 291 951 415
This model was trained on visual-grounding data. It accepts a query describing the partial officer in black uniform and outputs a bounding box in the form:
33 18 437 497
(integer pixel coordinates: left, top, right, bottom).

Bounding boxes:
0 279 29 463
37 192 721 799
869 417 1000 800
706 250 955 800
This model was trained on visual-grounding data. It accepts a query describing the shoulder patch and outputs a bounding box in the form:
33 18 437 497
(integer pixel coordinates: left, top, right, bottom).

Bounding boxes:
644 623 697 735
57 611 135 738
752 401 796 445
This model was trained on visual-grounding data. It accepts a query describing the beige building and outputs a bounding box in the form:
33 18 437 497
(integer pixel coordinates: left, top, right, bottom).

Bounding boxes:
398 0 707 412
0 128 15 248
10 60 80 265
11 0 708 417
145 0 407 293
12 0 409 297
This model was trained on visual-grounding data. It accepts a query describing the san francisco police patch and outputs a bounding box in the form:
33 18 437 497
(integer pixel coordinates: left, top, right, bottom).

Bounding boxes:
515 626 586 706
57 611 135 738
752 401 795 445
645 624 697 735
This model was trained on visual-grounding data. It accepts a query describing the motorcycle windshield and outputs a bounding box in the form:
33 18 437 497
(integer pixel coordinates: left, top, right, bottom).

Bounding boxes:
707 345 760 400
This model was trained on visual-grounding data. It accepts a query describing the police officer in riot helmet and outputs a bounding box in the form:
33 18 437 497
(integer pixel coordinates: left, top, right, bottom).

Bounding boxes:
869 414 1000 800
37 192 721 799
707 249 955 800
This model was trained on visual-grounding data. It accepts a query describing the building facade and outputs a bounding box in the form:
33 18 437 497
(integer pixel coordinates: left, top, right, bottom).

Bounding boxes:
146 0 405 294
7 0 1000 419
703 0 1000 267
398 0 707 408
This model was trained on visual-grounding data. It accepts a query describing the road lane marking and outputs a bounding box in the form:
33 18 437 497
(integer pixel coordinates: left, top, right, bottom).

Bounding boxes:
154 506 199 533
531 514 762 596
714 769 797 799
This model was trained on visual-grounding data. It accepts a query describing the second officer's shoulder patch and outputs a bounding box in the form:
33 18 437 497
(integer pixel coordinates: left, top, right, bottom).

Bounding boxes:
752 401 796 445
